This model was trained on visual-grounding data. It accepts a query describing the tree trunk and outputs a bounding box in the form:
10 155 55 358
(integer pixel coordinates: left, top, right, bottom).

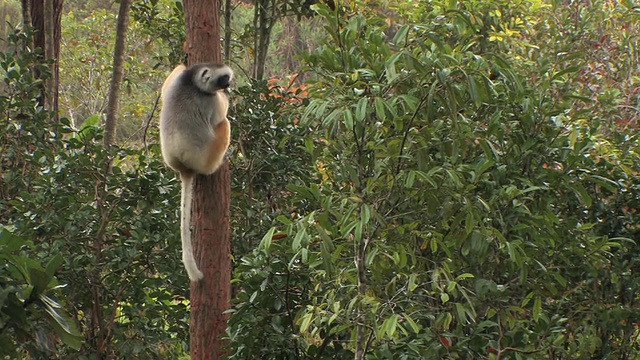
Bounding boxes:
182 1 231 359
24 0 63 118
52 0 62 118
282 16 304 81
355 235 368 360
252 0 277 80
20 0 33 50
223 0 232 62
104 0 132 146
43 0 54 110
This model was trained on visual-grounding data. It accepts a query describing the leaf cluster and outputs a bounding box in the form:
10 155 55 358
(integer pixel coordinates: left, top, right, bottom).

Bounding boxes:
227 1 640 359
1 28 191 358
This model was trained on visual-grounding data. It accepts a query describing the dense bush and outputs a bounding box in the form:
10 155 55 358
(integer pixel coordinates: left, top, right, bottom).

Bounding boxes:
1 29 190 359
0 228 82 359
226 2 640 359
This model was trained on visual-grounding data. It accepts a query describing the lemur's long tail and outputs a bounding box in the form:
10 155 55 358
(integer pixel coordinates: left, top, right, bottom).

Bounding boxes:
181 174 203 281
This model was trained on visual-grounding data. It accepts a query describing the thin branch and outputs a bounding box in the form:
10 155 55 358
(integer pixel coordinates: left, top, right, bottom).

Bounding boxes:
394 89 431 176
143 92 161 151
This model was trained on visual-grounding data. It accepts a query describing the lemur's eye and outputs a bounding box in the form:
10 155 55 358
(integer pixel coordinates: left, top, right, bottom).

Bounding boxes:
201 68 210 80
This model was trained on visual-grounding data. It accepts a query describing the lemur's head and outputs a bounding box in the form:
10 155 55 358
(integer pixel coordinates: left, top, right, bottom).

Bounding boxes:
189 63 234 94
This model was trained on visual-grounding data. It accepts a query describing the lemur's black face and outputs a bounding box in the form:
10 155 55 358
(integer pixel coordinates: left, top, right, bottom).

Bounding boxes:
190 63 234 94
216 74 231 89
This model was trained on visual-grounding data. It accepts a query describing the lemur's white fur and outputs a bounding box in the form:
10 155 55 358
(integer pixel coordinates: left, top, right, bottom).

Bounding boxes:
159 63 233 281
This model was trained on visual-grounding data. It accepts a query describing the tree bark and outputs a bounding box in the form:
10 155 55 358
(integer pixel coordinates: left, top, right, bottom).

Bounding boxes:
104 0 132 146
223 0 232 62
182 1 231 359
252 0 277 80
20 0 33 49
52 0 62 118
43 0 54 110
25 0 63 118
355 235 368 360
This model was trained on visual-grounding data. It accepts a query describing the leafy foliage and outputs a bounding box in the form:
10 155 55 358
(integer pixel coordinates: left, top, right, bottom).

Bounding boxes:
0 227 82 358
230 79 315 256
1 28 190 358
227 2 640 359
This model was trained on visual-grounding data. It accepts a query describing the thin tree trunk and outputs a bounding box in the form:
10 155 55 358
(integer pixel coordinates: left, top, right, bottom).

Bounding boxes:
253 0 278 80
282 16 303 80
183 0 231 359
43 0 54 110
104 0 132 146
223 0 232 62
252 0 259 78
24 0 63 118
355 235 368 360
52 0 62 119
20 0 32 49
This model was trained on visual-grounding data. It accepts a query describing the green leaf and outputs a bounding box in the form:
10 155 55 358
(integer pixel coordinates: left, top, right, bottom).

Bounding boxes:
440 293 450 304
455 273 474 281
588 174 619 192
533 295 542 321
0 227 28 252
361 204 371 225
354 221 363 242
292 227 307 251
551 66 580 81
382 314 399 338
521 291 535 307
258 227 276 252
408 273 418 292
40 294 82 350
385 52 402 83
465 212 474 235
424 32 446 51
318 228 336 276
45 254 64 279
570 183 592 207
393 25 410 45
455 303 468 325
343 109 354 130
300 312 313 333
403 313 420 333
77 114 101 140
4 292 28 328
29 267 51 296
0 335 17 358
355 97 368 122
551 272 568 288
374 97 387 122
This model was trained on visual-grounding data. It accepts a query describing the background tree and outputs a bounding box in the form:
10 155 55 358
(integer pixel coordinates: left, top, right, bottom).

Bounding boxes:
104 0 132 146
22 0 63 116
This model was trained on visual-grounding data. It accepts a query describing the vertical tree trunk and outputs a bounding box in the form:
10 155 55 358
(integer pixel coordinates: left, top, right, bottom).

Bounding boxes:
24 0 63 118
252 0 279 81
251 0 259 78
223 0 232 62
182 1 231 359
104 0 132 146
355 235 368 360
43 0 54 110
20 0 33 49
52 0 62 118
282 16 303 80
